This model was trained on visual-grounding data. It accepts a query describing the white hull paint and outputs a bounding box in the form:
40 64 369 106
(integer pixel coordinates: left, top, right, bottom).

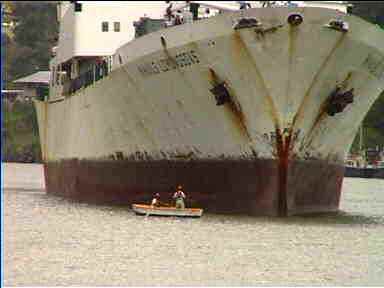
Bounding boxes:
35 7 384 165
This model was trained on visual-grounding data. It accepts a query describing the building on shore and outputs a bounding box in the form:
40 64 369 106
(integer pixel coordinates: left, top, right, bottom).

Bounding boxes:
12 71 50 102
2 89 24 102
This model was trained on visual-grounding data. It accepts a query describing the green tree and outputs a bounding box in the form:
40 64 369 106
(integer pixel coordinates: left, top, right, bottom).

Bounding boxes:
5 2 58 87
2 2 58 162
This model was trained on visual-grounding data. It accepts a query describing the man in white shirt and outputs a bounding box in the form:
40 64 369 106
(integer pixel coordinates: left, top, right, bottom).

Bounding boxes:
173 185 186 209
151 193 161 207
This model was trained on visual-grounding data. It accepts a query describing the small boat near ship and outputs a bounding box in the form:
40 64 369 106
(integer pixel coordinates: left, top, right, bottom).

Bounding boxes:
132 204 203 218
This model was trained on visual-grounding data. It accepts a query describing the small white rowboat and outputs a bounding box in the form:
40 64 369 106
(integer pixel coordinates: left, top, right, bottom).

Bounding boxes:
132 204 203 218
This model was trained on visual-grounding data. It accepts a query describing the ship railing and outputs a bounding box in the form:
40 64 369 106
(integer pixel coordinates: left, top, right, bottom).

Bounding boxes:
62 61 108 96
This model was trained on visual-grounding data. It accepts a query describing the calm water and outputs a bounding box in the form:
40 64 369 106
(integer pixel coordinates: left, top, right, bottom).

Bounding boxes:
3 163 384 286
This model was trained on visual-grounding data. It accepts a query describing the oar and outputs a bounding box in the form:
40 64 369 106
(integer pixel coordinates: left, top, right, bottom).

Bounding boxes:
145 203 153 218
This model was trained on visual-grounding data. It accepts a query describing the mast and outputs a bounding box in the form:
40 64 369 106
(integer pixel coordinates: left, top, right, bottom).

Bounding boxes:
359 124 363 154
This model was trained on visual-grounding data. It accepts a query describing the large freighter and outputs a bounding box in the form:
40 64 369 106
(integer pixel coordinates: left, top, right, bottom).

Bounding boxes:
34 1 384 216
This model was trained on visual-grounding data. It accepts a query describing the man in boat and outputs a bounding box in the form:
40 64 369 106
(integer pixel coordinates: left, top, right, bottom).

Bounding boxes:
238 1 251 9
173 185 186 209
174 13 182 26
151 193 161 207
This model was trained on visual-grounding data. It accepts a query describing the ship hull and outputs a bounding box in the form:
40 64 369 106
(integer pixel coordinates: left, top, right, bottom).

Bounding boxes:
35 7 384 216
44 158 343 216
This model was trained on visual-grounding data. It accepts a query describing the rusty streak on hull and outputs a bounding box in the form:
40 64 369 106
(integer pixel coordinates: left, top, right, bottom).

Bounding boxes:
44 158 344 216
275 128 291 216
208 68 251 141
291 33 347 133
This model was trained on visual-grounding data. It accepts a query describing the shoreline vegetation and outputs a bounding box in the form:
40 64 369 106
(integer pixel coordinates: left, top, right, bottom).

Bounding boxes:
2 2 384 163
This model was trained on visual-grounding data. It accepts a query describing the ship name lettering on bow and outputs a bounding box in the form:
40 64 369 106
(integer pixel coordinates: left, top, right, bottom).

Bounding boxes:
137 50 200 77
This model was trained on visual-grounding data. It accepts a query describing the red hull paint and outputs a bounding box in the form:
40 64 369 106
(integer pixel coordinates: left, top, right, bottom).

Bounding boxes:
44 159 344 216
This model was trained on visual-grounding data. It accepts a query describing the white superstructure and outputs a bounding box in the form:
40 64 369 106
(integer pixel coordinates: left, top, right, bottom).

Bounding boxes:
55 1 168 63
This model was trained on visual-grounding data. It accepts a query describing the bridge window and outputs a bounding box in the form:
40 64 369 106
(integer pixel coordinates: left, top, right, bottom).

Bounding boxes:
102 22 109 32
74 2 82 12
114 22 120 32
